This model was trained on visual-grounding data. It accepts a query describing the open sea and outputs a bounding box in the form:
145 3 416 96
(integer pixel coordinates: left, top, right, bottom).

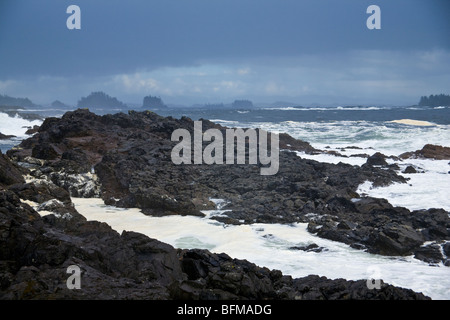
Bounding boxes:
1 104 449 299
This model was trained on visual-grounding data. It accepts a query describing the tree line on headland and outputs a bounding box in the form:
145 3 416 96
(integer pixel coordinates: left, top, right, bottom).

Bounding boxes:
0 92 256 110
1 92 450 110
418 94 450 107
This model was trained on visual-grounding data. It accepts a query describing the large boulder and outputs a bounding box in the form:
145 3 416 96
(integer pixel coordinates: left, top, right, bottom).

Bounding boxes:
0 151 25 188
400 144 450 160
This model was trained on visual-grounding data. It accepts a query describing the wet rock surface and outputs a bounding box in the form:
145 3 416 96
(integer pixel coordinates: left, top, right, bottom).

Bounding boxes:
6 109 450 263
0 133 16 140
0 188 430 300
400 144 450 160
1 108 448 299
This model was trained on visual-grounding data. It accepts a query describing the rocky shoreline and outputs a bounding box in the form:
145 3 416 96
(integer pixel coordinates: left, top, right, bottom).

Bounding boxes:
1 108 449 299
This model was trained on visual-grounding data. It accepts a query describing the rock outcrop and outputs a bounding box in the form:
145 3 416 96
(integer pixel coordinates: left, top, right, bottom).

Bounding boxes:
400 144 450 160
1 109 445 299
0 188 429 300
0 133 16 140
6 109 449 264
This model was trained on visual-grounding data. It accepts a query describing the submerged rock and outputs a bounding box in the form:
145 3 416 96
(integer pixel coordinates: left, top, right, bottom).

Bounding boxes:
289 243 327 253
402 165 417 174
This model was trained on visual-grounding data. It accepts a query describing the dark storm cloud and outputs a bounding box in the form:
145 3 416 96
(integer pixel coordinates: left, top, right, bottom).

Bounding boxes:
0 0 449 105
0 0 449 78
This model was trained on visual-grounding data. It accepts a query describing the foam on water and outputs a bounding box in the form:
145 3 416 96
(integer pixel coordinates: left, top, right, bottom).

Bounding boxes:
357 158 450 211
4 107 449 299
72 197 450 300
235 119 450 213
0 112 43 152
263 106 384 111
296 153 450 212
295 151 368 166
232 120 450 157
0 112 43 137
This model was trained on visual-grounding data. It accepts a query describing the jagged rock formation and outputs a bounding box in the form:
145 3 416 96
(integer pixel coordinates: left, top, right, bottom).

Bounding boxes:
0 109 448 300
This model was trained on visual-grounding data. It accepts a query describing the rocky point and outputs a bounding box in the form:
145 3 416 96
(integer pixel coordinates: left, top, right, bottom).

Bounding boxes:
1 108 449 299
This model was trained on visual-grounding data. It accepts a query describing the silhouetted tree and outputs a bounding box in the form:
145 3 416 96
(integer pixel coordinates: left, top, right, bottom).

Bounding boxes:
231 100 254 108
142 95 167 109
77 92 127 109
419 94 450 107
0 94 36 108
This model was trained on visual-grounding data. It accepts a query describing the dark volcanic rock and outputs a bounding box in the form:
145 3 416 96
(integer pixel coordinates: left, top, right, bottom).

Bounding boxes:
413 243 444 265
0 151 25 188
402 165 417 174
278 133 319 154
25 125 40 135
0 109 440 299
290 275 426 300
368 223 424 256
0 190 429 300
6 109 449 263
400 144 450 160
1 149 81 218
289 243 327 253
366 152 388 166
0 133 16 140
309 197 450 257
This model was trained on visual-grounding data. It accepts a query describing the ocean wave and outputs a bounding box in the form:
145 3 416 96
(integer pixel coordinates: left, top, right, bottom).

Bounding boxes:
336 106 384 111
357 158 450 211
73 197 450 300
0 112 43 137
263 106 386 111
239 120 450 157
208 119 240 125
388 119 436 126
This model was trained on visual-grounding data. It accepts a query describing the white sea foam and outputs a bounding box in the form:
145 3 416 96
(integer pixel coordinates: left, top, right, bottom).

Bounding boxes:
0 112 42 137
5 108 449 299
263 106 384 111
296 151 450 212
243 120 450 157
357 158 450 211
208 119 240 126
207 119 450 213
72 197 450 300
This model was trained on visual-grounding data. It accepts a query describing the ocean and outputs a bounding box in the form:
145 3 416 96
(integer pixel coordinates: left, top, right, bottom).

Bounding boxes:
1 104 449 299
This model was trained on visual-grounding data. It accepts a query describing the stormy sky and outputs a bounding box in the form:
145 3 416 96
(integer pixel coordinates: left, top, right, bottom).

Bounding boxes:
0 0 449 106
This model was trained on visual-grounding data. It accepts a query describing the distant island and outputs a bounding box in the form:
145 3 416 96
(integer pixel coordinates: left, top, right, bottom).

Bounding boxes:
0 94 42 121
419 94 450 107
142 95 167 109
231 99 254 108
77 92 128 109
0 94 37 108
51 100 71 109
